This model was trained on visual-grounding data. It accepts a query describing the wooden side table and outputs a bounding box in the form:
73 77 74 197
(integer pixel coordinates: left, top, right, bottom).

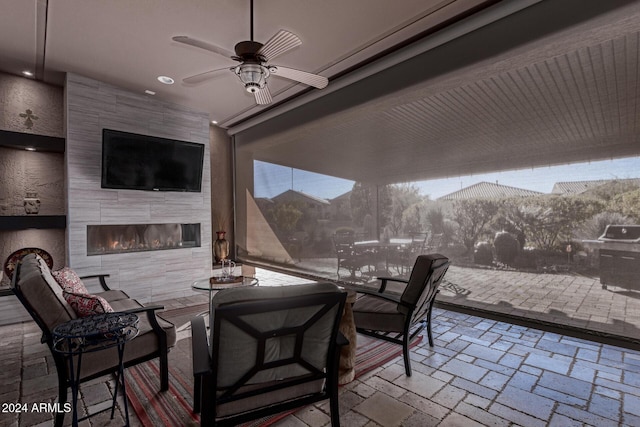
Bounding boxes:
338 290 357 384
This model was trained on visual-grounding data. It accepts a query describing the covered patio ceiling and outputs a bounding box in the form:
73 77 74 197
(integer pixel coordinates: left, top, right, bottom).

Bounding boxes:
233 0 640 186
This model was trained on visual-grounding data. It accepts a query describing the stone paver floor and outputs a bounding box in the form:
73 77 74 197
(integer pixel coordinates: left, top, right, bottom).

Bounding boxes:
291 258 640 344
440 266 640 342
2 267 640 426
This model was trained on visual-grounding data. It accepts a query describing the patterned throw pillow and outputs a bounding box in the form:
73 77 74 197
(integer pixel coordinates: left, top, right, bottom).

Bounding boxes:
63 292 114 317
52 267 89 294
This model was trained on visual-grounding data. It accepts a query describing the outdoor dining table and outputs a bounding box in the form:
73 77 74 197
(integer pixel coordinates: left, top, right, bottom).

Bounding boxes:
353 238 413 275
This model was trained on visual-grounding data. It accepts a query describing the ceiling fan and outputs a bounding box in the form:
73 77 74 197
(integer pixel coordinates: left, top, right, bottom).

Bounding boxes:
172 0 328 105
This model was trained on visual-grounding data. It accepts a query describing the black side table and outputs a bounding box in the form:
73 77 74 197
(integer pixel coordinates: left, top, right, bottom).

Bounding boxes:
52 312 139 427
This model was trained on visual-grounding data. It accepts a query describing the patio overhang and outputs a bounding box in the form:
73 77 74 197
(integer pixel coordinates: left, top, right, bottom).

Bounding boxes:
233 0 640 185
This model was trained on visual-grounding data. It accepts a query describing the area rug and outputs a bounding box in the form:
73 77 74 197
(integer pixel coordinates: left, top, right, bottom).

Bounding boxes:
126 333 423 427
161 302 209 331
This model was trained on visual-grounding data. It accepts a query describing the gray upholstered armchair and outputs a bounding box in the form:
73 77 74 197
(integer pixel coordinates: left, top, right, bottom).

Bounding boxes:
353 253 450 376
191 282 347 426
11 253 176 427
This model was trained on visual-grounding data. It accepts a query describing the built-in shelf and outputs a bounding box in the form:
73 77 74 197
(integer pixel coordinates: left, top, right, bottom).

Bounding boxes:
0 215 66 231
0 130 66 234
0 129 64 152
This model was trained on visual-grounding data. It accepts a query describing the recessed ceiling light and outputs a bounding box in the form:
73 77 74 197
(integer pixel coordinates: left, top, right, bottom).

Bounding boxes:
211 120 218 125
25 147 36 151
22 70 34 77
157 76 175 85
145 90 156 95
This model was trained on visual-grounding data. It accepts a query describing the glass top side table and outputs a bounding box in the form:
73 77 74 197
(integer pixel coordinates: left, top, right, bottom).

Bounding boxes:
192 275 259 319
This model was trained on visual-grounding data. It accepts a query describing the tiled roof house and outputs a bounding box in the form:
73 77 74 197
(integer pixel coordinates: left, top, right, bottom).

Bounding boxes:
437 181 544 200
551 178 640 195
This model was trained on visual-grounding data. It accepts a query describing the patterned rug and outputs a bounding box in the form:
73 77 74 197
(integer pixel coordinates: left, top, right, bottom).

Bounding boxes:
126 306 422 426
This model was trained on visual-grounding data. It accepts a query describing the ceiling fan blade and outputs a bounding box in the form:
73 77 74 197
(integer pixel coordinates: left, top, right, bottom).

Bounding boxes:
254 86 273 105
183 67 231 84
269 66 328 89
172 36 235 59
257 30 302 62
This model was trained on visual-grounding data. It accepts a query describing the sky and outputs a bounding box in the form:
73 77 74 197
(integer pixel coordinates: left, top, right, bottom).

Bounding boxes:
253 157 640 200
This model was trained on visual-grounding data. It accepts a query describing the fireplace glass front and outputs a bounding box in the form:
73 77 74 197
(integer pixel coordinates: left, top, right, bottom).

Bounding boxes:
87 223 200 256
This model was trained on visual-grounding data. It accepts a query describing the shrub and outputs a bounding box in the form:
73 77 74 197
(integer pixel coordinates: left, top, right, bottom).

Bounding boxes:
494 231 519 265
512 248 538 269
574 211 634 240
453 199 499 254
474 241 493 265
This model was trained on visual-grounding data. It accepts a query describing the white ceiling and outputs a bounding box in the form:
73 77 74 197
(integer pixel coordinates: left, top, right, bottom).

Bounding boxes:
3 0 640 185
0 0 493 128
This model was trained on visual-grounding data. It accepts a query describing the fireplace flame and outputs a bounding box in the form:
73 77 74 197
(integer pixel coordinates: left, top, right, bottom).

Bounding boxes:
87 223 199 256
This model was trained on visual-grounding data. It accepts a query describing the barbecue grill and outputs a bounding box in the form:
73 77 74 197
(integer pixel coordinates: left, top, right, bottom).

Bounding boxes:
597 225 640 291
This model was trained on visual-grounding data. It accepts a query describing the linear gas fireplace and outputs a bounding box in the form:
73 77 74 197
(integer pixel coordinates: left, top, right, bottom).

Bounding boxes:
87 223 201 256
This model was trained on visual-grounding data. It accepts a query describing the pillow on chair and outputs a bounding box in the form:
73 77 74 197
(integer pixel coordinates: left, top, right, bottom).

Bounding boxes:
53 267 89 294
63 291 114 317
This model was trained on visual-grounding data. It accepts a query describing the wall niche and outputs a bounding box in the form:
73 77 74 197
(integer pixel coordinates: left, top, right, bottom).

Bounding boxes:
0 73 65 308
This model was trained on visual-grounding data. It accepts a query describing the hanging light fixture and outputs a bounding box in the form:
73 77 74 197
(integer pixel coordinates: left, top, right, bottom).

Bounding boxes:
234 63 270 93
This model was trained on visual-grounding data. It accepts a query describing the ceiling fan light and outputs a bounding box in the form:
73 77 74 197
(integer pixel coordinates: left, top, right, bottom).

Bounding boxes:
235 64 269 92
245 82 261 93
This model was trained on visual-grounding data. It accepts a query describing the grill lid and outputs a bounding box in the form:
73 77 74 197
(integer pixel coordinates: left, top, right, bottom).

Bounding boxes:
598 225 640 242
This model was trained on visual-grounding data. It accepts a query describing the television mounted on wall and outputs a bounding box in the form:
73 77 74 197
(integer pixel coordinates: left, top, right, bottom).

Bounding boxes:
101 129 204 192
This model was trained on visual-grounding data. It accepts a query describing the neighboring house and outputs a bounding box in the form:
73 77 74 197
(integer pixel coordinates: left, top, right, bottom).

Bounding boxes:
272 189 331 219
329 191 352 220
551 178 640 195
437 181 544 200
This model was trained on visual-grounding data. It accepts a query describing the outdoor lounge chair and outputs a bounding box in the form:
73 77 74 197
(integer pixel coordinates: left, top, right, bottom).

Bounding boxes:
191 282 347 426
11 253 176 427
352 253 450 376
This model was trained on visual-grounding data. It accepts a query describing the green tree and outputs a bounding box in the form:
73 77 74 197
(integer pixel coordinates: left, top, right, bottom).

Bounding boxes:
350 182 374 227
426 208 445 234
494 198 529 249
609 188 640 221
270 203 303 235
403 204 423 234
453 199 500 253
350 182 392 232
583 180 640 202
517 196 604 251
387 184 423 235
574 211 634 240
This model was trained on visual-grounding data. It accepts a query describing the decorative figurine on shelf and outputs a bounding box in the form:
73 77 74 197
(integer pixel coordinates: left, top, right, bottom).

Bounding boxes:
23 192 41 215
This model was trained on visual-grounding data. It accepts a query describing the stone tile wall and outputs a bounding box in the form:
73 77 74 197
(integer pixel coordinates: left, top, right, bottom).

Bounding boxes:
65 73 212 302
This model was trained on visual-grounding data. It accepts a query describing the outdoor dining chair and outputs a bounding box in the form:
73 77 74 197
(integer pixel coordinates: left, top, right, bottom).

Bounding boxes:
352 253 450 376
332 230 371 280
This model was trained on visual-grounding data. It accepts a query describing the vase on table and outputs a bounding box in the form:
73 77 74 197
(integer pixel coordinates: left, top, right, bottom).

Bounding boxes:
214 231 229 263
23 192 41 215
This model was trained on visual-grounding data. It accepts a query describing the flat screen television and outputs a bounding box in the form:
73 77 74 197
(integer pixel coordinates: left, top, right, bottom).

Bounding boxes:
101 129 204 192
